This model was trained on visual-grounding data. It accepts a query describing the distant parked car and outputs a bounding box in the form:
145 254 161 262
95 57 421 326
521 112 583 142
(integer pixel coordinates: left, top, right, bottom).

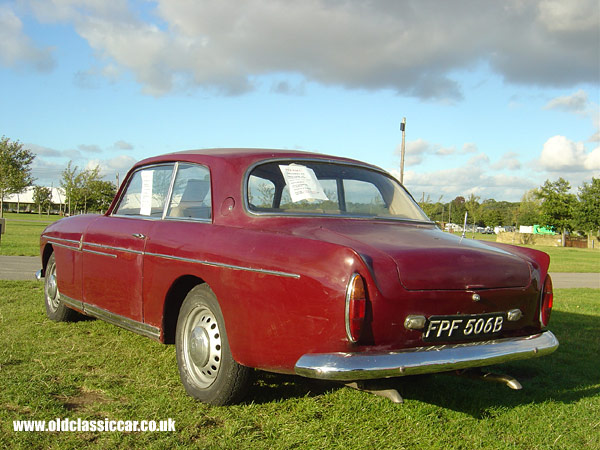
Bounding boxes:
38 149 558 404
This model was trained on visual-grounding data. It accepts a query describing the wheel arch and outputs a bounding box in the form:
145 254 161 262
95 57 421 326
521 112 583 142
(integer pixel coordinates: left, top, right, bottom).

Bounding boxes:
41 243 54 277
162 275 206 344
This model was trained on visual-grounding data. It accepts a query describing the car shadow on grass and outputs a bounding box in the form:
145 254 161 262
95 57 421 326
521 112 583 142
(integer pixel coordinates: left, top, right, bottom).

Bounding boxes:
242 309 599 417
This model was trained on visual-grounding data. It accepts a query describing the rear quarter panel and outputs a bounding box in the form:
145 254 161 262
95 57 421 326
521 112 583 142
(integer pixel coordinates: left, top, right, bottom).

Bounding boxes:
142 220 367 372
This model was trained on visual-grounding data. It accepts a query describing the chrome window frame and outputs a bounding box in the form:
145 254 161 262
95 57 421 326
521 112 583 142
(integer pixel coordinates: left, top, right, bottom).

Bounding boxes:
111 161 213 223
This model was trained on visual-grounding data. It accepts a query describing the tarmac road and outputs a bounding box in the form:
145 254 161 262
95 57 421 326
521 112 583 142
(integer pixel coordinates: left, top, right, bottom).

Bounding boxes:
0 255 41 281
0 255 598 288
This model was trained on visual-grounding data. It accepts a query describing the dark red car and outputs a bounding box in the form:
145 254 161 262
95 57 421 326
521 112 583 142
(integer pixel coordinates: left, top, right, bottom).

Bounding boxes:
38 149 558 405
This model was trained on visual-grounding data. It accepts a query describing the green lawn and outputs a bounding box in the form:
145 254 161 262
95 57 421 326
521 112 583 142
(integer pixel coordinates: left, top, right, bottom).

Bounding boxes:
0 213 62 256
453 232 599 273
0 282 598 449
527 246 599 273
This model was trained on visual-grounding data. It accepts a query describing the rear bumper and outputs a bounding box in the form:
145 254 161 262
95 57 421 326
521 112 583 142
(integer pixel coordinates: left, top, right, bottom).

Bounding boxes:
294 331 558 381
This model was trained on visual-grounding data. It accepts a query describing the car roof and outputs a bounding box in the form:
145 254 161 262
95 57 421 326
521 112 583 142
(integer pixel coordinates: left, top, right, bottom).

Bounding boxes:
134 148 381 171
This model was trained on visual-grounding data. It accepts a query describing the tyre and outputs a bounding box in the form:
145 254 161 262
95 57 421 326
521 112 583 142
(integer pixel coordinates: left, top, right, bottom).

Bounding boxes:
44 253 79 322
175 284 251 405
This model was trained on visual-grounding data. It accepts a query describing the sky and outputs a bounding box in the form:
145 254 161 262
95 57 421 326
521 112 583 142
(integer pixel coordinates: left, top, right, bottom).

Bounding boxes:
1 0 599 202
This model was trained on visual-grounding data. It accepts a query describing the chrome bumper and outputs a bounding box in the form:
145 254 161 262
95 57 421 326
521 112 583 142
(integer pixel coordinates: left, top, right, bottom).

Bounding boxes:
35 269 43 281
294 331 558 381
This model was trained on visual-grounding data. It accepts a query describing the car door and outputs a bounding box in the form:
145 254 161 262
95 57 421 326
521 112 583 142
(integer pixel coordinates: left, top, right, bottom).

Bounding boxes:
81 163 175 322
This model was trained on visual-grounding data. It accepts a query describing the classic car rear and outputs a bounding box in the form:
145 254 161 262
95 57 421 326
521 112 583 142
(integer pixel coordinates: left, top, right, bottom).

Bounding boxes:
38 149 558 405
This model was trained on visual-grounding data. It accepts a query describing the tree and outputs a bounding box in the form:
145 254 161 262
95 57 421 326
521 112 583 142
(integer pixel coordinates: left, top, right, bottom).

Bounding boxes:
517 189 541 226
535 178 576 245
418 195 444 223
480 199 500 226
87 180 117 212
0 136 35 217
78 165 102 213
60 162 116 214
33 186 53 215
448 196 466 224
60 161 80 215
574 178 600 236
464 193 482 226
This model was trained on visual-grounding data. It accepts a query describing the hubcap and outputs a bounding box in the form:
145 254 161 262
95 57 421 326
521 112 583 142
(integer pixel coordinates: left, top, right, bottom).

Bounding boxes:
190 327 210 367
183 305 222 388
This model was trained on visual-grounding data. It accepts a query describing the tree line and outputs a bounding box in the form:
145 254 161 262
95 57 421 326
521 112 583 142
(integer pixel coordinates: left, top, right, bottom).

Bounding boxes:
418 177 600 238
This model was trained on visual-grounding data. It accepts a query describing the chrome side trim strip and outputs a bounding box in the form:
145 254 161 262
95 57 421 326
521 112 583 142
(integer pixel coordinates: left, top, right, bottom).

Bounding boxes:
81 248 118 258
44 235 80 245
50 241 80 251
84 242 144 255
145 252 301 279
61 294 160 340
60 294 84 310
294 331 559 381
44 236 299 279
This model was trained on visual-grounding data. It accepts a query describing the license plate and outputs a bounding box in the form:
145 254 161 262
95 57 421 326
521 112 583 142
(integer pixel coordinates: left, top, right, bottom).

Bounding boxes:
422 312 505 342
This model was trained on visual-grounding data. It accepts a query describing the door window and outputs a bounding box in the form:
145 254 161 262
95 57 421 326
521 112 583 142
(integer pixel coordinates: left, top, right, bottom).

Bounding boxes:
114 164 174 217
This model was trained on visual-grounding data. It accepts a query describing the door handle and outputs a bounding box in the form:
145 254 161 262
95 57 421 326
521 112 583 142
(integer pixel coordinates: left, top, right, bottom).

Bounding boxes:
132 233 146 239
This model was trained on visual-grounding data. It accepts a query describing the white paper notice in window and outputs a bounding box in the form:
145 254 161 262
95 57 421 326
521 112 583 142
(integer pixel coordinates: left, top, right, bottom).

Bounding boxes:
139 170 154 216
279 164 329 202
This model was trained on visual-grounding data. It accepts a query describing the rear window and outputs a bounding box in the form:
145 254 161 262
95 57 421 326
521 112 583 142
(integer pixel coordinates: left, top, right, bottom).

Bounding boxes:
247 161 429 221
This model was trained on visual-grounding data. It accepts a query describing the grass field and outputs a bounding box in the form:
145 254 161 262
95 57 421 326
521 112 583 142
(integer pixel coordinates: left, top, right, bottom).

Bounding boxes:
0 281 598 449
0 213 61 256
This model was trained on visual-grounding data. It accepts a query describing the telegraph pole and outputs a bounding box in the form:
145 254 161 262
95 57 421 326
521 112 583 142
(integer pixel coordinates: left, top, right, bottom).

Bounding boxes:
400 117 406 184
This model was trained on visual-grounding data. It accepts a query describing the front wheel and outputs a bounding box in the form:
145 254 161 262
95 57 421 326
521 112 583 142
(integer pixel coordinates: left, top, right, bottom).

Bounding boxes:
175 284 251 405
44 253 79 322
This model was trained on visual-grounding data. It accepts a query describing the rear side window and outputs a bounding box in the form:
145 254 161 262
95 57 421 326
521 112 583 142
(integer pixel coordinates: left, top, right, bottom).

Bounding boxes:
115 164 174 217
166 164 211 220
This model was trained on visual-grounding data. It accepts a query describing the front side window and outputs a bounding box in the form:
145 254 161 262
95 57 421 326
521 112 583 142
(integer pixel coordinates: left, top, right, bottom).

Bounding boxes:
115 164 174 217
247 160 430 221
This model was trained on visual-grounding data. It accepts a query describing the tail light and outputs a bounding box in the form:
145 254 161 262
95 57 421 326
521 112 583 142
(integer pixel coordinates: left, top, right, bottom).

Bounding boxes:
540 275 553 327
345 273 367 343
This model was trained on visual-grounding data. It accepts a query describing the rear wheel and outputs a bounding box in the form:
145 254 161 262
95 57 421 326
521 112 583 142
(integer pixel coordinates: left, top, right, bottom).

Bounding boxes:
44 253 79 322
175 284 251 405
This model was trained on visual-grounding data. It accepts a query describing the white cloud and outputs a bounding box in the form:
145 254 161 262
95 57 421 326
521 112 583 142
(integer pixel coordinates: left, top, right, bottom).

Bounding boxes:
545 89 589 114
540 135 600 171
28 139 138 186
19 0 600 98
462 143 478 154
397 138 482 166
584 147 600 170
0 4 54 71
491 152 522 171
28 143 62 157
78 144 102 154
537 0 599 33
402 163 535 202
113 140 134 150
79 154 136 186
104 154 136 172
544 89 600 143
435 146 457 156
